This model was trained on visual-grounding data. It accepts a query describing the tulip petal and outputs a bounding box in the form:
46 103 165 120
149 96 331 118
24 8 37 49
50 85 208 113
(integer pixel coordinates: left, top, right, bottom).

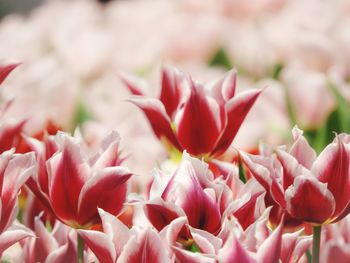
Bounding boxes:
46 234 77 263
175 81 221 155
32 216 59 262
0 150 14 196
128 96 182 150
280 230 303 263
323 241 350 263
117 229 171 263
145 199 183 231
160 217 187 246
99 208 131 256
160 66 184 117
77 167 132 226
78 230 116 263
276 149 311 190
233 192 265 230
120 72 148 96
188 226 222 254
239 151 285 208
217 232 255 263
257 222 283 263
1 152 35 232
48 137 89 224
210 70 237 105
0 120 26 153
285 176 335 223
289 127 316 169
0 62 20 85
212 89 261 155
91 131 122 169
312 139 350 219
3 152 35 195
0 224 33 256
291 236 312 263
181 183 221 234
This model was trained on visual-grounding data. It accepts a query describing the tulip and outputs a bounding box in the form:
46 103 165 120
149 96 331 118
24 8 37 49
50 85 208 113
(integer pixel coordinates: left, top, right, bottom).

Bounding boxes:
161 208 310 263
0 150 35 257
22 215 78 263
26 131 132 229
123 67 262 159
321 215 350 263
78 209 172 263
0 61 27 154
241 127 350 262
145 152 232 236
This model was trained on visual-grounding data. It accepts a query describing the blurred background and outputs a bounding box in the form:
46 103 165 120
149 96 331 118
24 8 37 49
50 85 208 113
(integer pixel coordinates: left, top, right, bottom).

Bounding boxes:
0 0 349 173
0 0 42 17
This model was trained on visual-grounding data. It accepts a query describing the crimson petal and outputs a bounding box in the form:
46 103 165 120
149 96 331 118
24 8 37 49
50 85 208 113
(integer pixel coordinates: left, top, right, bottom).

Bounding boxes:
212 89 262 156
128 97 182 151
159 66 183 117
48 137 89 225
176 81 221 156
312 138 350 220
285 176 335 224
77 167 132 226
0 62 20 85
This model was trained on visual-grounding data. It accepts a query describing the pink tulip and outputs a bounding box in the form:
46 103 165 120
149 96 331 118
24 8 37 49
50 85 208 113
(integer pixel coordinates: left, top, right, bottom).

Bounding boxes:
322 216 350 263
22 215 77 263
145 152 232 235
78 208 172 263
26 131 132 229
241 127 350 225
123 67 262 158
0 149 35 257
161 208 310 263
0 61 27 154
0 223 34 258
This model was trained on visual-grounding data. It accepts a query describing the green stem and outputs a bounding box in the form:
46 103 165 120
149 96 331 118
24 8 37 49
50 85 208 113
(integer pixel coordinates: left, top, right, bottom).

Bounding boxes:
77 232 84 263
312 225 322 263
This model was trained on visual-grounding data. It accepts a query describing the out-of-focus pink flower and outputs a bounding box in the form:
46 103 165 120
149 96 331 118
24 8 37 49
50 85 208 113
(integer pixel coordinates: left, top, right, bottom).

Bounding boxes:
78 208 172 263
0 62 29 154
124 67 261 158
0 150 35 257
0 150 35 233
322 215 350 263
281 65 335 129
0 61 20 86
241 127 350 225
26 131 132 229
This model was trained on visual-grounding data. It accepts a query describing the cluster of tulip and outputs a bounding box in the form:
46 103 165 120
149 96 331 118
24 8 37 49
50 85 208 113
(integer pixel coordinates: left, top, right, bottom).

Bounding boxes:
1 61 350 263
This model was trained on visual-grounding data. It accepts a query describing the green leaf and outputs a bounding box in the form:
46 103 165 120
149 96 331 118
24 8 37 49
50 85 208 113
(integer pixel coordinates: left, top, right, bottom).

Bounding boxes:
297 82 350 154
328 82 350 132
209 48 232 70
271 63 284 80
304 108 347 154
238 159 247 184
72 102 94 130
282 85 297 126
